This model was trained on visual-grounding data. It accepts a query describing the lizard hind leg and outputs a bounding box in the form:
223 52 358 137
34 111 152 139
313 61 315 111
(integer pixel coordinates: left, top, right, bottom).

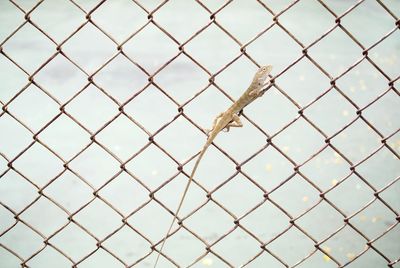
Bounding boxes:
206 112 224 136
223 114 243 132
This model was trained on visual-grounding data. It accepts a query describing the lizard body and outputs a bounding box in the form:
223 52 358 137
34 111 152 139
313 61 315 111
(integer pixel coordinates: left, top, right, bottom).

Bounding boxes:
153 65 272 267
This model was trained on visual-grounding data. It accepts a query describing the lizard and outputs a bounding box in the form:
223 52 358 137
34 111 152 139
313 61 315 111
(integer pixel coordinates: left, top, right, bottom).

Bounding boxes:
153 65 273 267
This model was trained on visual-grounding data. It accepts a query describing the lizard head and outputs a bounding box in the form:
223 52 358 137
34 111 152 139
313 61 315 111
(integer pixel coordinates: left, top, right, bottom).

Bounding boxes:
254 65 273 88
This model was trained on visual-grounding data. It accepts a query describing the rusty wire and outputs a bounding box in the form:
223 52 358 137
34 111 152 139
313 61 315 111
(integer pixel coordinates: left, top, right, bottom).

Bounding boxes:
0 0 399 267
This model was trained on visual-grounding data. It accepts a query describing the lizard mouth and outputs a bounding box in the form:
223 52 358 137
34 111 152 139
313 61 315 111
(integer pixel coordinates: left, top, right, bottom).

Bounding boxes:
258 75 270 86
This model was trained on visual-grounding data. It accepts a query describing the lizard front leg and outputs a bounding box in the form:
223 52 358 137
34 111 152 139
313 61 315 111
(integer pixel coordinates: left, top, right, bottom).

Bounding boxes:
223 114 243 132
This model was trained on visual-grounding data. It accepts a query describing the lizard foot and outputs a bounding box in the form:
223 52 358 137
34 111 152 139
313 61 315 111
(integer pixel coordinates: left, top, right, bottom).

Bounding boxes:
203 128 212 136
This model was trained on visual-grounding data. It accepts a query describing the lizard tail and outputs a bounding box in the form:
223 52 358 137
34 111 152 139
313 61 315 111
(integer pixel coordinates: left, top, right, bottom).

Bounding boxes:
153 143 209 267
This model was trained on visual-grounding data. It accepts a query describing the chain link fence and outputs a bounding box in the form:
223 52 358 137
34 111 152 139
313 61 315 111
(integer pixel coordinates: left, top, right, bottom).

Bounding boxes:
0 0 399 267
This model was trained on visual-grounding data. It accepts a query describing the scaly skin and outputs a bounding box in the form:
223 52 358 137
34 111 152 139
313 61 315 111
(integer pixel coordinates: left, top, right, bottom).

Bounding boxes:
153 65 273 267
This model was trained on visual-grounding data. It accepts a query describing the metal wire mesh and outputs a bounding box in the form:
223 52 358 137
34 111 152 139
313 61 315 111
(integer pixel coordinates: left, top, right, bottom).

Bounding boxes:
0 0 399 267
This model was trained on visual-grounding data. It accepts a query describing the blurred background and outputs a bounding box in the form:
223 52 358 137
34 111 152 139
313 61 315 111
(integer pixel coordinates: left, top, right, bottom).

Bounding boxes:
0 0 399 267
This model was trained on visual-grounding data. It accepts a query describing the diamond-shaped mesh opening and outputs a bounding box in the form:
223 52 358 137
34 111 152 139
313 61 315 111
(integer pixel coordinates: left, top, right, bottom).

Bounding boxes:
72 198 122 239
331 119 382 163
277 57 331 106
326 173 375 215
356 146 399 189
93 53 149 103
126 201 172 242
269 174 320 216
0 1 24 42
97 171 150 216
0 113 33 158
155 173 201 214
305 88 357 135
185 201 233 243
362 89 400 136
19 196 67 236
240 200 289 241
0 222 43 259
38 113 90 159
1 1 398 267
266 226 315 266
49 222 97 261
43 170 93 213
212 227 263 266
10 0 40 12
186 143 235 190
309 27 362 77
155 53 209 103
30 0 85 43
247 23 301 72
0 205 14 233
80 248 122 267
2 23 55 73
155 0 210 42
340 1 396 48
95 114 148 161
7 84 60 132
156 227 205 267
213 173 264 216
69 143 120 189
300 146 349 190
155 115 204 161
296 201 344 241
372 224 400 261
0 170 38 212
368 30 400 78
0 53 28 103
184 84 232 128
91 0 148 43
13 142 62 189
279 0 334 45
101 225 151 265
122 23 178 73
125 143 177 190
25 245 72 268
217 0 273 43
34 53 88 103
66 84 118 132
336 59 390 107
321 225 368 265
185 23 239 72
62 23 116 73
273 117 325 163
349 199 397 239
242 144 294 190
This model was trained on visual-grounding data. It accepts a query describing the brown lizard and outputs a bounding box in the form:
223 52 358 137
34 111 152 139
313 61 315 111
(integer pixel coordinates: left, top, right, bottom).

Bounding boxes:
153 65 273 267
